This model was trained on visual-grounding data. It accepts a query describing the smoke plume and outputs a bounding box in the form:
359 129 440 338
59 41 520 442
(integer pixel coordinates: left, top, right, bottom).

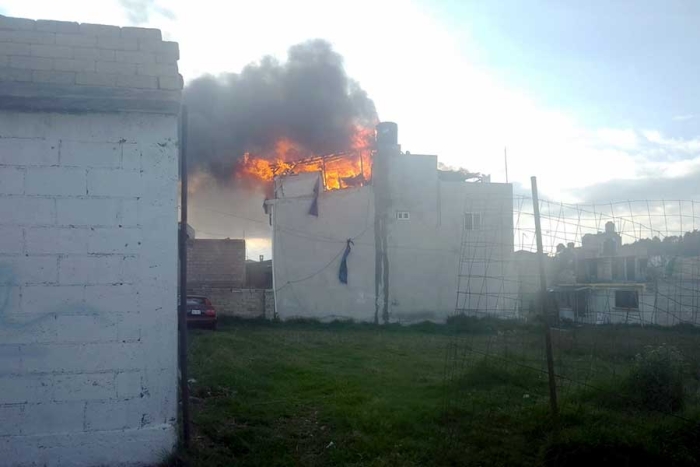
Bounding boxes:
183 39 378 182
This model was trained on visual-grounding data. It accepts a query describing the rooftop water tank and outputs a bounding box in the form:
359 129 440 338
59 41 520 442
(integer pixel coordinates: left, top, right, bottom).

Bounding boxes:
376 122 398 146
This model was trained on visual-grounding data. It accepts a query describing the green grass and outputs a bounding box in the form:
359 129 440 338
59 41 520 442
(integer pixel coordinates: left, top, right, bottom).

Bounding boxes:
170 318 700 466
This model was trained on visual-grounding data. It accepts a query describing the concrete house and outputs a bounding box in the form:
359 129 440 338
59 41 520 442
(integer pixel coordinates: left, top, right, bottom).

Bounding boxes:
266 123 514 323
551 222 700 325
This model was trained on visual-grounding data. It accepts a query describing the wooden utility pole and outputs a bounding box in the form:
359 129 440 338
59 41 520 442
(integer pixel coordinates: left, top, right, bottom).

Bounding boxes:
530 176 558 418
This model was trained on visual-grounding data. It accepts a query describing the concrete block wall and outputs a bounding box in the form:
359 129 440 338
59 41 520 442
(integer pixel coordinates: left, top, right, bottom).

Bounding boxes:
187 239 246 287
0 15 182 91
0 15 180 467
187 286 274 319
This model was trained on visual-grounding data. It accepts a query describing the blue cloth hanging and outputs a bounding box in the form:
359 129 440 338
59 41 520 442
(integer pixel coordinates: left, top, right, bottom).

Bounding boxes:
339 239 354 284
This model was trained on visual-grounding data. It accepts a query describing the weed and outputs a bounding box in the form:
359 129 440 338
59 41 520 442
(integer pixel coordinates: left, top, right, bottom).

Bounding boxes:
627 344 686 412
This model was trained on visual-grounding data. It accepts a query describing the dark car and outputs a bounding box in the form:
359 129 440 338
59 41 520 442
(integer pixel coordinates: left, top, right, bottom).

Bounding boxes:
186 295 217 330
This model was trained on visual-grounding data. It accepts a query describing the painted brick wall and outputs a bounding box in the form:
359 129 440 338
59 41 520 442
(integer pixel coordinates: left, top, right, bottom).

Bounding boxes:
0 15 180 467
187 239 246 287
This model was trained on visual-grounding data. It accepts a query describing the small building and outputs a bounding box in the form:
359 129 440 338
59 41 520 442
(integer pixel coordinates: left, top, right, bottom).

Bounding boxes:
265 123 514 323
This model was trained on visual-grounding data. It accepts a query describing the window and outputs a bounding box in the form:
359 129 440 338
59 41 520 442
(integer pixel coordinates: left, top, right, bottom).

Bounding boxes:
615 290 639 309
464 212 481 230
396 211 410 220
557 291 574 309
587 259 598 280
556 291 587 315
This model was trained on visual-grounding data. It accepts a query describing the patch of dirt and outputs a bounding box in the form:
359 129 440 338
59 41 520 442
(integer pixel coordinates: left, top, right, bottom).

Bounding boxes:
275 408 336 466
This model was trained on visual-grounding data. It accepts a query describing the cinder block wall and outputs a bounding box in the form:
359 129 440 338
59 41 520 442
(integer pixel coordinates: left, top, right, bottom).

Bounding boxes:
0 15 181 467
187 286 274 318
0 15 181 90
187 239 246 287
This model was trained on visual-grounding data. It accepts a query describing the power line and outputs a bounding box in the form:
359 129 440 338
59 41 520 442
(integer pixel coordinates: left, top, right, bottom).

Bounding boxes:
275 246 346 293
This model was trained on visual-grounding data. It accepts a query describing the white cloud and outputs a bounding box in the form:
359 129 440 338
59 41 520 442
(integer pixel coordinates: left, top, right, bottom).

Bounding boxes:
672 114 695 122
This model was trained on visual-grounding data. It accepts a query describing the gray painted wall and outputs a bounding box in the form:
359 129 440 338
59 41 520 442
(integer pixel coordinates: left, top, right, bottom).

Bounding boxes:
272 173 376 321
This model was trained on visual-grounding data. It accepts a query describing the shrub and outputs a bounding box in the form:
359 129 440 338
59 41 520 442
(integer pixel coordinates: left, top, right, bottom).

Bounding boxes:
627 344 686 413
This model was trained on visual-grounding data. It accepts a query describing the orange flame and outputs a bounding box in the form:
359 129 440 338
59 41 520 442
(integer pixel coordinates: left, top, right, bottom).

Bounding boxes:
236 126 374 192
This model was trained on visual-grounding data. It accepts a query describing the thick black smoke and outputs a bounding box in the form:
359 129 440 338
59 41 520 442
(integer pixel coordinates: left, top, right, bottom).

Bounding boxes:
184 39 378 181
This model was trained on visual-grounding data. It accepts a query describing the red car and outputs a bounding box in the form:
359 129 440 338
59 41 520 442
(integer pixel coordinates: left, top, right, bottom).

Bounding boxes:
186 295 217 330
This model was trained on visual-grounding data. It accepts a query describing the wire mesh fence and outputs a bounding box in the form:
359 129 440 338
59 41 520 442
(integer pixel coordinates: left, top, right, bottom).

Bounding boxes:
444 183 700 450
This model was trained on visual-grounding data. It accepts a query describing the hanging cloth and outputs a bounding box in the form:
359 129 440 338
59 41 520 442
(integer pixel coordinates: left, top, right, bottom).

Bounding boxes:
338 239 354 284
309 177 320 216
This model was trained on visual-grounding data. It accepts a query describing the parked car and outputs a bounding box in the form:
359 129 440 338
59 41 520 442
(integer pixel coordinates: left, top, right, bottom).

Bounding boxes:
186 295 217 330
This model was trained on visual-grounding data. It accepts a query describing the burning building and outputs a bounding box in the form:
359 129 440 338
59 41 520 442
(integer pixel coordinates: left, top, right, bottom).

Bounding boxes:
184 39 378 193
182 42 514 322
265 123 515 323
183 39 379 258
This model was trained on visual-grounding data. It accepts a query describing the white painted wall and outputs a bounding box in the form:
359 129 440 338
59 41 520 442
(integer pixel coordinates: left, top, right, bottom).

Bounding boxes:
0 110 179 466
445 181 518 318
383 153 514 321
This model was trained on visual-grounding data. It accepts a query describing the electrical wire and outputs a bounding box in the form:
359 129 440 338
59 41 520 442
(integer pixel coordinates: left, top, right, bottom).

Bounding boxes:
274 247 346 293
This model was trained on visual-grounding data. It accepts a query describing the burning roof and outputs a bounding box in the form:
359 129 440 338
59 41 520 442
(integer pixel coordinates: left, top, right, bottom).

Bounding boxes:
237 126 374 191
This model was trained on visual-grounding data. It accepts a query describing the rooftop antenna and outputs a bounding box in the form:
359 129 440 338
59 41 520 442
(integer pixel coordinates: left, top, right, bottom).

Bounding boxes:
504 147 509 184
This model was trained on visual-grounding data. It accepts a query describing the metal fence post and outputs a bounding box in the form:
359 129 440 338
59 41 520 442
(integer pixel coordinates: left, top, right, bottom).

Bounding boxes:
531 176 559 418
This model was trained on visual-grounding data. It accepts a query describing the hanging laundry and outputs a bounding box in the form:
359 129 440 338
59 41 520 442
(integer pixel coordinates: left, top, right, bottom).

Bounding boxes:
309 177 320 216
338 239 354 284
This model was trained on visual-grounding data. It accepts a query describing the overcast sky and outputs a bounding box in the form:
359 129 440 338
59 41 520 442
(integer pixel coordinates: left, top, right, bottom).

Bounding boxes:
2 0 699 255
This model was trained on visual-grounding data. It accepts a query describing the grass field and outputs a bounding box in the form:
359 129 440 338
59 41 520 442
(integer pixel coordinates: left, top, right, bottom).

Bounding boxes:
172 318 700 466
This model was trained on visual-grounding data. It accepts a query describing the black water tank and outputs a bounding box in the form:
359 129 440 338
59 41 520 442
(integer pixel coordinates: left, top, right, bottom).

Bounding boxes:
376 122 398 146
